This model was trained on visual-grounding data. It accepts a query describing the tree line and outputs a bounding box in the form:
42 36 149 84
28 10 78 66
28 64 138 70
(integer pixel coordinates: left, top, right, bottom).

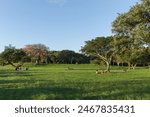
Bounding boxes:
0 0 150 71
0 44 90 70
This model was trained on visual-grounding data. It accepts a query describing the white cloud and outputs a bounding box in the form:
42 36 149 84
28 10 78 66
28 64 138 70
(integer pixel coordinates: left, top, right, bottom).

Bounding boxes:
47 0 67 6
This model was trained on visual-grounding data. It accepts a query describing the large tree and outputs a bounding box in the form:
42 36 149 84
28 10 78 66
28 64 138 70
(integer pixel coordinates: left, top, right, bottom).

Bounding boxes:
23 44 49 64
1 48 27 70
81 36 114 72
112 0 150 45
112 0 150 68
113 35 138 69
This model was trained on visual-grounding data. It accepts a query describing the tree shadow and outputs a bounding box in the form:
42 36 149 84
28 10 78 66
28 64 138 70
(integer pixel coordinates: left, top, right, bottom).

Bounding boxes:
0 85 83 100
83 80 150 100
0 77 150 100
0 70 32 78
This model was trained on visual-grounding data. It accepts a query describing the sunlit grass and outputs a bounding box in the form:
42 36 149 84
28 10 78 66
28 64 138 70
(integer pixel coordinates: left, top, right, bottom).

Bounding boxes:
0 64 150 99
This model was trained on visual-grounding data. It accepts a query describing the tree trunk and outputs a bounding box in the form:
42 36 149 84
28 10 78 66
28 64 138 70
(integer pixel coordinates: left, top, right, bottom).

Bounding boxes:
15 63 24 70
8 61 24 70
128 62 131 70
36 55 41 65
106 62 111 72
8 61 16 68
132 64 137 69
117 62 120 67
97 53 112 72
127 62 137 70
149 64 150 69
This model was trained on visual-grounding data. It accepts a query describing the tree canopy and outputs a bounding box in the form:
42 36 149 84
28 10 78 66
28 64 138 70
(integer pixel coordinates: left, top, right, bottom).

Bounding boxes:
23 44 49 64
81 36 114 71
1 48 27 70
112 0 150 68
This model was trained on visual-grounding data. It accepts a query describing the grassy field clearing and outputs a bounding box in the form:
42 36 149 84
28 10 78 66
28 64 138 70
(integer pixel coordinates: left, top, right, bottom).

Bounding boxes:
0 64 150 100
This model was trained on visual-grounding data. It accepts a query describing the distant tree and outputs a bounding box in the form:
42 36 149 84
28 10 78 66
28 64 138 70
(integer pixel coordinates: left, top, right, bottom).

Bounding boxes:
1 48 27 70
81 36 114 72
48 51 60 64
73 53 90 64
48 50 90 64
57 50 75 64
23 44 49 64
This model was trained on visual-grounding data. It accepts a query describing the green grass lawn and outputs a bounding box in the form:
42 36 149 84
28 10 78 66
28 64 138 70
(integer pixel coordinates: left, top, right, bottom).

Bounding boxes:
0 64 150 100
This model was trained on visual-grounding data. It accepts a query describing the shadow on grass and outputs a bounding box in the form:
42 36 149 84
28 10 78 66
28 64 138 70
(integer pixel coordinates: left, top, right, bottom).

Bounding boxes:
0 78 84 99
83 80 150 100
0 79 36 84
0 85 82 100
0 76 150 100
0 70 32 78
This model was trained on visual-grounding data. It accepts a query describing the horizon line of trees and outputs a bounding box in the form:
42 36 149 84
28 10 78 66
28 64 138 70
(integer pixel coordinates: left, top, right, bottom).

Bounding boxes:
0 44 91 70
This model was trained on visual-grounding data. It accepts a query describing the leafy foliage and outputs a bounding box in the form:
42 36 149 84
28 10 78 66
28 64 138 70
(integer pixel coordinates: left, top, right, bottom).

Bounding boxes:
1 48 26 63
23 44 49 64
0 48 27 70
81 36 114 71
48 50 90 64
112 0 150 68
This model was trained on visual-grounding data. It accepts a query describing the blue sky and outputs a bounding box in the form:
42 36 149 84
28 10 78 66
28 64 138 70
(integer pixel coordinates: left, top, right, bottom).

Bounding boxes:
0 0 140 52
